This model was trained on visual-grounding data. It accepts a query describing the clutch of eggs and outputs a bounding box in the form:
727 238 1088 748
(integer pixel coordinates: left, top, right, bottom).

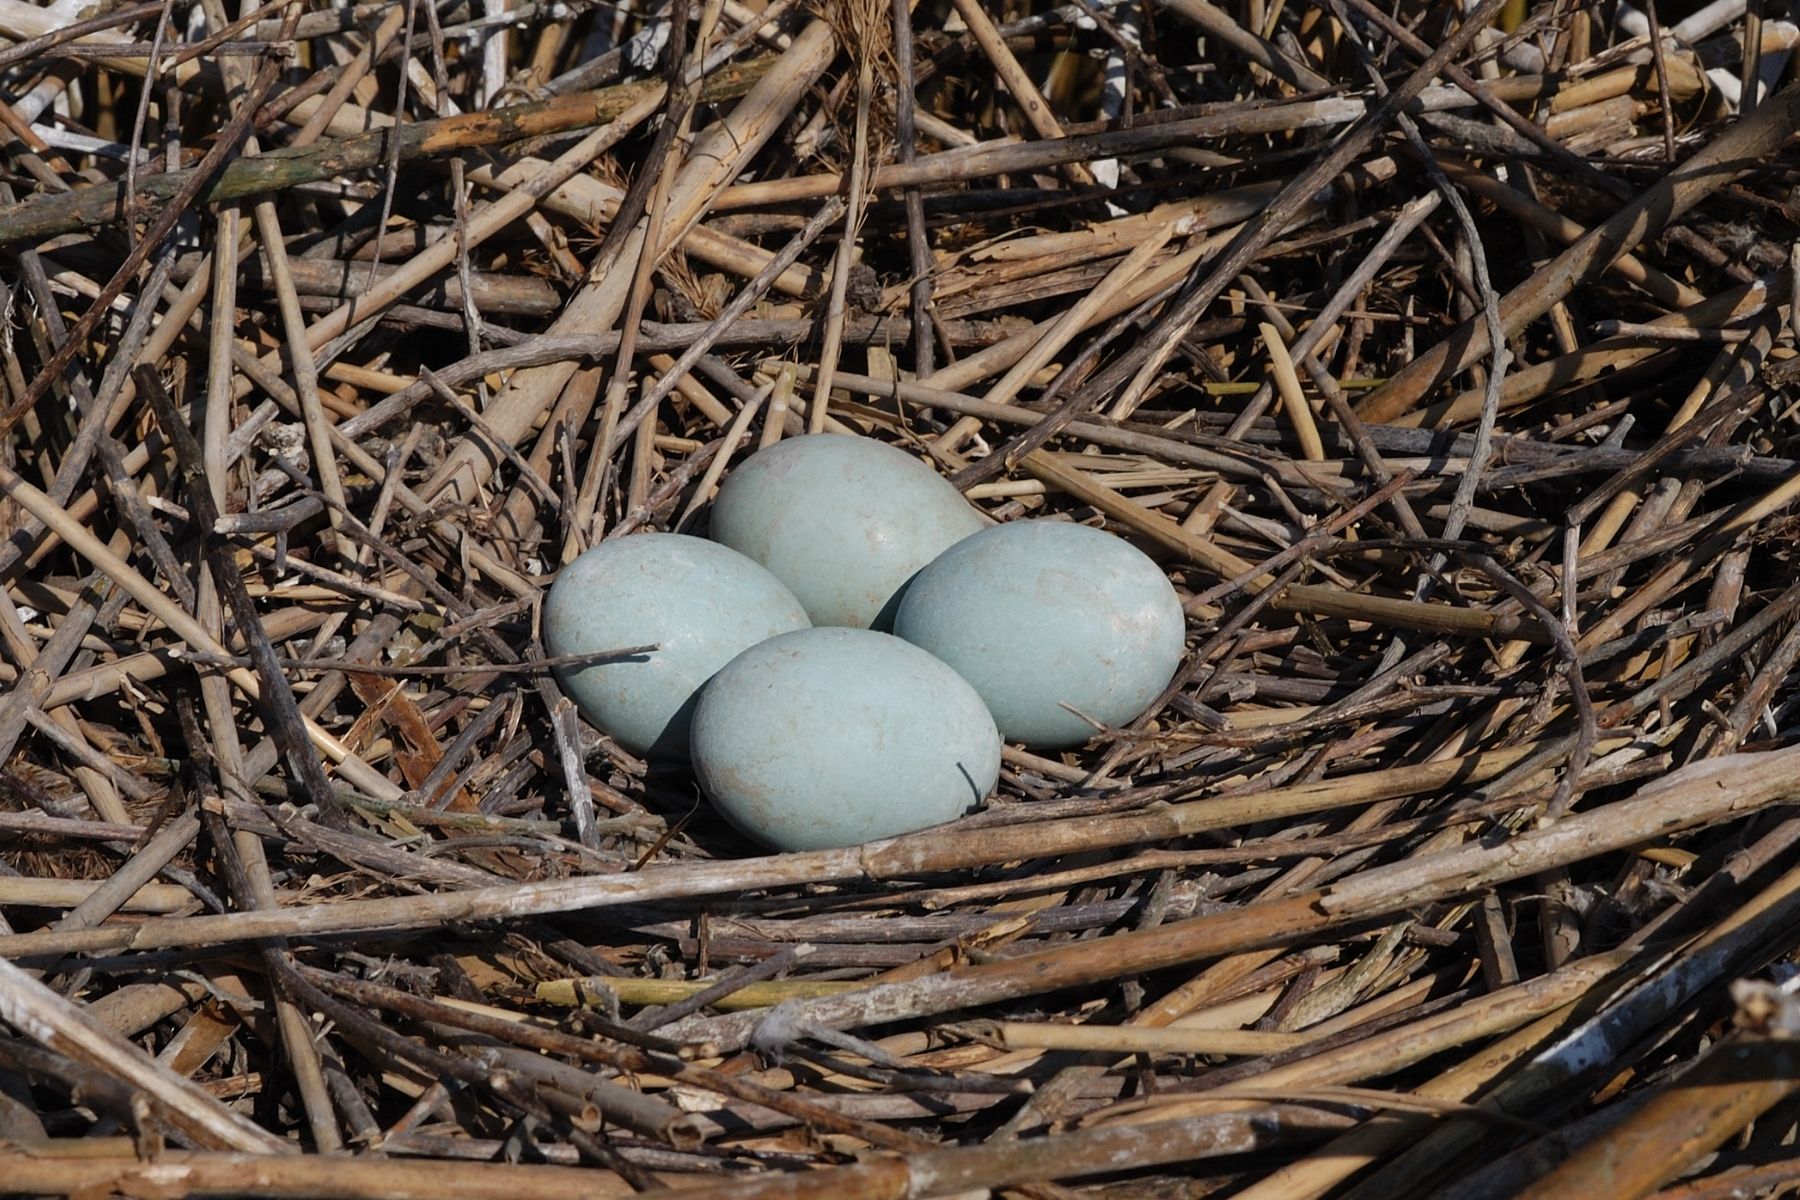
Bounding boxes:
543 436 1188 854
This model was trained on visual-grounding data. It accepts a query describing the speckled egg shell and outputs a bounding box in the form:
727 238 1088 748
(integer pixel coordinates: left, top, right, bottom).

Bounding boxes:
543 534 810 758
894 520 1186 748
689 628 1000 851
707 434 986 629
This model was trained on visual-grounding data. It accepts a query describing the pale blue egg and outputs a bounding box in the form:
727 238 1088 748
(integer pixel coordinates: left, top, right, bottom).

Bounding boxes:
690 628 1000 850
894 521 1186 748
708 434 985 629
543 534 810 757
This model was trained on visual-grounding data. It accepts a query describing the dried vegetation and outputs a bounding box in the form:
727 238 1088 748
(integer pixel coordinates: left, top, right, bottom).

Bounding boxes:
3 0 1800 1195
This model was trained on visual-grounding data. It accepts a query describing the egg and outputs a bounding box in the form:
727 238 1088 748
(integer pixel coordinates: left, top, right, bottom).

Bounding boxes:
707 434 985 629
543 534 810 757
690 628 1000 850
894 520 1186 748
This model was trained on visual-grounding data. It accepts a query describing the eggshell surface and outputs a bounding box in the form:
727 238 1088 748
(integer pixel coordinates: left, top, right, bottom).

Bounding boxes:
543 534 810 758
708 434 985 629
690 628 1000 851
894 520 1186 748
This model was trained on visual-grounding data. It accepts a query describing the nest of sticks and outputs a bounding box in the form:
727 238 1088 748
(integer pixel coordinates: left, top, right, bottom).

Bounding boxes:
3 0 1800 1195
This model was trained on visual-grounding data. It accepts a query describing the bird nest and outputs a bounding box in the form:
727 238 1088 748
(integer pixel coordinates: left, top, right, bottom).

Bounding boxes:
1 0 1800 1196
